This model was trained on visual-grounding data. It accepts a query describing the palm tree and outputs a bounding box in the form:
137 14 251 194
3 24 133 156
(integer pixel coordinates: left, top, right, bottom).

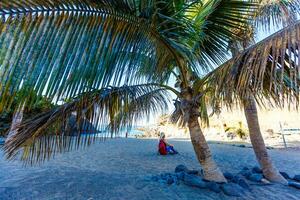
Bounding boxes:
228 0 299 184
0 0 257 183
185 1 299 183
205 0 300 183
1 0 300 184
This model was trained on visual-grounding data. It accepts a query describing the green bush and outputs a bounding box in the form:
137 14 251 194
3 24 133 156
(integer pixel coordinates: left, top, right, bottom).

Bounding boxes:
223 121 248 139
235 128 248 139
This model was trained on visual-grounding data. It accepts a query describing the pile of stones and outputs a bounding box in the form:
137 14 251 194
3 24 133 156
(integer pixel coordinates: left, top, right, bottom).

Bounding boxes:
151 165 300 197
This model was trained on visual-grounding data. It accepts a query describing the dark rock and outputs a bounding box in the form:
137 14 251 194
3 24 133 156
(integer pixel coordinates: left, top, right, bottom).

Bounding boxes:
223 172 234 180
252 166 262 174
232 175 241 183
166 177 174 185
221 183 244 197
238 144 246 148
187 170 199 175
280 172 290 179
207 182 221 193
293 175 300 182
183 174 207 188
238 179 250 190
240 170 252 178
175 165 189 173
232 175 249 189
289 181 300 189
242 167 250 171
160 173 172 180
248 173 263 182
176 172 185 181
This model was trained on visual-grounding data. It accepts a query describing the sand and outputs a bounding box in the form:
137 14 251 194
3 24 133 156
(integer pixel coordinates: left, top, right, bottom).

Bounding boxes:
1 138 300 200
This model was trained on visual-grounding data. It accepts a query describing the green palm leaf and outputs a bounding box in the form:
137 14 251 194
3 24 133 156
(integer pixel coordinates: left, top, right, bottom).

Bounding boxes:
186 0 257 69
0 0 186 112
137 0 258 83
4 83 171 164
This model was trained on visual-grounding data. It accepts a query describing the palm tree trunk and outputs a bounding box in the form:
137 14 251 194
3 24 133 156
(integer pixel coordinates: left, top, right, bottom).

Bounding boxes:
179 83 226 183
243 94 287 184
188 114 227 183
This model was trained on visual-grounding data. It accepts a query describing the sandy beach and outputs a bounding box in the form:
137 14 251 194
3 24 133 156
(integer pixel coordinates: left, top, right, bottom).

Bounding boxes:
1 138 300 200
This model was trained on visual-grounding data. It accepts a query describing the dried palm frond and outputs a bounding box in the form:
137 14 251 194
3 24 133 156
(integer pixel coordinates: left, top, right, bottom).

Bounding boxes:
170 88 210 128
205 20 300 109
253 0 300 30
3 84 170 164
170 99 185 127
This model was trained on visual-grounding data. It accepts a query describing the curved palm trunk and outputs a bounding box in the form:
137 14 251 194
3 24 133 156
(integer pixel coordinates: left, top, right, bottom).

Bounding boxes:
179 81 226 183
243 95 287 184
188 114 227 183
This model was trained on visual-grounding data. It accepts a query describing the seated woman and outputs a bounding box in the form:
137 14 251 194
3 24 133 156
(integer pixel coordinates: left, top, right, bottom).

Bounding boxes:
158 132 178 155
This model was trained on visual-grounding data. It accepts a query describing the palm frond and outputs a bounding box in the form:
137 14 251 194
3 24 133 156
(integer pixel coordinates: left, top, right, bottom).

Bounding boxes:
0 0 188 113
205 20 300 108
131 0 258 83
170 99 185 127
0 0 142 16
253 0 300 30
3 84 170 164
185 0 257 70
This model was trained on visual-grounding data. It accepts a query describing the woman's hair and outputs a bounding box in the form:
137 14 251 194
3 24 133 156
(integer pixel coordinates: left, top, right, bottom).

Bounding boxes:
160 132 165 139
